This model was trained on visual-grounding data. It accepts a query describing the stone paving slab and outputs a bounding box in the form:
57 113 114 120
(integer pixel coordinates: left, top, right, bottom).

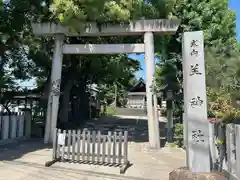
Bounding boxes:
114 115 167 122
0 140 185 180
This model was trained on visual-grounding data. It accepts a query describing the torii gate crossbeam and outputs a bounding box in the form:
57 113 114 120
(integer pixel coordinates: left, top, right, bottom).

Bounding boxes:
31 19 180 149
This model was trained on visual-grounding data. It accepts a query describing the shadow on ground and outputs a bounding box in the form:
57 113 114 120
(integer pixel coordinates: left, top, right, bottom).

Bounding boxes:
0 115 167 162
77 116 167 147
0 139 51 161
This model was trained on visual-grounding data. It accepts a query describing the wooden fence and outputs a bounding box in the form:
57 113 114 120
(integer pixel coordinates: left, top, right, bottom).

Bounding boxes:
0 112 31 145
46 128 130 174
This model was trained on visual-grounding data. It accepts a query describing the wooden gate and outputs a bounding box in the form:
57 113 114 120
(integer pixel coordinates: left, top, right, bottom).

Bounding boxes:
46 128 130 174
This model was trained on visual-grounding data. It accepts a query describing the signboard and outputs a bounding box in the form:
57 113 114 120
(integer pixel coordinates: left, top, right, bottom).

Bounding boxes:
162 101 166 108
182 31 210 172
58 133 65 145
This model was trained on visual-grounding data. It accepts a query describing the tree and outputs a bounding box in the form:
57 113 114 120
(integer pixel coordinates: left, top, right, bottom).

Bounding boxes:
0 0 174 123
27 0 167 123
171 0 237 54
154 0 240 119
205 47 240 92
99 59 140 107
48 0 170 29
0 0 34 111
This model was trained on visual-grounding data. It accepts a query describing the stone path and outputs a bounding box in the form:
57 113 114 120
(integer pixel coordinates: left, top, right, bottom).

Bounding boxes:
0 140 185 180
115 108 147 117
85 116 167 143
0 115 185 180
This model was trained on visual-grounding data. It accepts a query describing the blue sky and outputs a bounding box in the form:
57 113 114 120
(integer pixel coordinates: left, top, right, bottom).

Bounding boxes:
229 0 240 40
20 0 240 88
129 53 159 80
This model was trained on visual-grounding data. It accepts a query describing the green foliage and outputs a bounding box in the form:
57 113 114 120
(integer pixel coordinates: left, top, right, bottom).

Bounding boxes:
105 106 117 116
160 108 167 116
0 0 39 92
2 0 240 128
205 47 240 92
215 139 224 145
167 143 177 148
172 0 238 55
207 88 240 124
155 53 182 95
48 0 163 32
173 123 184 147
97 55 141 106
155 0 240 125
0 0 154 123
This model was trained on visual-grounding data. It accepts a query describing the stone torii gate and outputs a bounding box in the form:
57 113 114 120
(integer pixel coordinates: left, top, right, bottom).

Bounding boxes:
31 19 180 149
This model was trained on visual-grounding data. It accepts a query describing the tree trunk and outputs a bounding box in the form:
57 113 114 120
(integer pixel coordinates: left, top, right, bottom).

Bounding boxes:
42 76 51 101
72 81 89 124
59 79 73 122
1 104 11 113
114 83 117 107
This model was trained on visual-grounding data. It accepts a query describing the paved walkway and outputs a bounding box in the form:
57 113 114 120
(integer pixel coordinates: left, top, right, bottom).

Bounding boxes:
115 108 167 122
0 140 185 180
0 115 185 180
114 115 167 122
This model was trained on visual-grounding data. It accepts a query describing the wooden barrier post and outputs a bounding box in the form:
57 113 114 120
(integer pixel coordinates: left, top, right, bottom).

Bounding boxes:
46 129 130 174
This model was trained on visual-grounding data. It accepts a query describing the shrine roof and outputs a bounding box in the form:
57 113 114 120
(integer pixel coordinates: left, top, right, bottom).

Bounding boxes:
129 78 146 92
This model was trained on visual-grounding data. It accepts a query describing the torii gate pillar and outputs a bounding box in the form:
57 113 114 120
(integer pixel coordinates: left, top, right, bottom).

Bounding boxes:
44 34 64 143
31 19 180 147
144 32 160 149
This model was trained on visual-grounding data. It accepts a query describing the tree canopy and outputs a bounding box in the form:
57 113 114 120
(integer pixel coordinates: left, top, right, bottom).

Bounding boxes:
154 0 240 120
0 0 148 120
0 0 240 123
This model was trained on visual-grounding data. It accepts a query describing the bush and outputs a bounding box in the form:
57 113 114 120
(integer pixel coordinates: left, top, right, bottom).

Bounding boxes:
207 88 240 124
160 108 167 116
174 123 184 147
105 106 117 116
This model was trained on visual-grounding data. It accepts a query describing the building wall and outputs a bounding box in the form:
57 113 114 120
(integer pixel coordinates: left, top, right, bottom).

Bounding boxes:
127 95 145 108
